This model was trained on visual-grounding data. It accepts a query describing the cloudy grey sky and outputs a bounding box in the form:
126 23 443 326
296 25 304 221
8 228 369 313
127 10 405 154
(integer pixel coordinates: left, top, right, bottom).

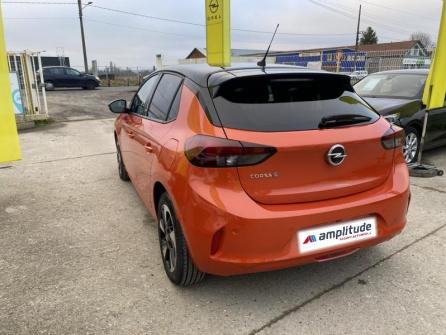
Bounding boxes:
1 0 443 70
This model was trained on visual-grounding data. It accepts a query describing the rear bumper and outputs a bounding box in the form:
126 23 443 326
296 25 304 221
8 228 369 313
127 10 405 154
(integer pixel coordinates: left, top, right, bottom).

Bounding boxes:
175 162 410 276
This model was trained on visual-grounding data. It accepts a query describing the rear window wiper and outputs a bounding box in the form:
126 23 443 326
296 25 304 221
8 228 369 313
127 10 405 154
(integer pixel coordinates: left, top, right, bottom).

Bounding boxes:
319 114 372 129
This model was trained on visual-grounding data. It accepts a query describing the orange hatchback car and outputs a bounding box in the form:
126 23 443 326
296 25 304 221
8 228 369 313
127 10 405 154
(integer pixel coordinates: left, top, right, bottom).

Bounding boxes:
109 64 410 286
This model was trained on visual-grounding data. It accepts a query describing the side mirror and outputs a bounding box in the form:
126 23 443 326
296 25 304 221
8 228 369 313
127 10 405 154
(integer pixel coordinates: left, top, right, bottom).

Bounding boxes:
109 99 128 114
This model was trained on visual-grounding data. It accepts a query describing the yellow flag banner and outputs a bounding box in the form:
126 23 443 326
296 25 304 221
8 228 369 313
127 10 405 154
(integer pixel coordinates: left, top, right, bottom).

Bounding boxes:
422 1 446 110
205 0 231 67
0 4 21 163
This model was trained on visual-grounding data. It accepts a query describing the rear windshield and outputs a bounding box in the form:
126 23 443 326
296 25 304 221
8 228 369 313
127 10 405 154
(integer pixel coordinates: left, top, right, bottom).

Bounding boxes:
211 74 379 132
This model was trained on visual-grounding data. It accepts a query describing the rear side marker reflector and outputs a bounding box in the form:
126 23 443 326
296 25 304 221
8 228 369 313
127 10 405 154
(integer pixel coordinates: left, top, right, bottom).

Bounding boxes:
381 128 405 150
185 135 276 168
210 228 224 255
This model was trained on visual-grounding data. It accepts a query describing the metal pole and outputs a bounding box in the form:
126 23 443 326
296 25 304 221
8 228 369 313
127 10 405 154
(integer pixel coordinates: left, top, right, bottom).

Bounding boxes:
416 111 429 165
78 0 88 73
30 53 41 114
37 53 48 116
7 52 11 71
13 54 18 74
354 5 362 71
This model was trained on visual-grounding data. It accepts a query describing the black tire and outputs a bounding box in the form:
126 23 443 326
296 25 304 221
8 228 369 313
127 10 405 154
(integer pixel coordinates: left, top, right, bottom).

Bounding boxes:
157 192 205 286
45 81 55 91
403 126 421 164
115 139 130 181
85 81 97 90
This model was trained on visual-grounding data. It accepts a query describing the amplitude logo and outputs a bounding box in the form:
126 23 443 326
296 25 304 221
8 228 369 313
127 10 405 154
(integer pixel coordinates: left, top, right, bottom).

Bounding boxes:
303 235 317 244
298 217 377 254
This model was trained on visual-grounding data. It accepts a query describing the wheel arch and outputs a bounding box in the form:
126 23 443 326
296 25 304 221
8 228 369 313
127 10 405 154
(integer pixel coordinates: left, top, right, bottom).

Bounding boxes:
405 121 423 136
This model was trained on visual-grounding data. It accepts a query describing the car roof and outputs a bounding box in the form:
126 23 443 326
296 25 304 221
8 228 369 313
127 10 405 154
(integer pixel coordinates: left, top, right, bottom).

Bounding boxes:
160 63 344 87
369 69 429 76
42 66 73 69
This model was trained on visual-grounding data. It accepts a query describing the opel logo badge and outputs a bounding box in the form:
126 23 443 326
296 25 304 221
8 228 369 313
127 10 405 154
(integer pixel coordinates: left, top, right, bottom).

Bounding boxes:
327 144 347 166
209 0 219 13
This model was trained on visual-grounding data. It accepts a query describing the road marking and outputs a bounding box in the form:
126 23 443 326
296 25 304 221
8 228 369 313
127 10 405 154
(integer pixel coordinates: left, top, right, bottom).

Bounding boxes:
31 152 116 165
411 184 446 194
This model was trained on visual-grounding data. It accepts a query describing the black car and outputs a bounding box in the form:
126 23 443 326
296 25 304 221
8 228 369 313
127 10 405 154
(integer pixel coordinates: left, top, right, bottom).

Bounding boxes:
354 69 446 164
41 66 101 90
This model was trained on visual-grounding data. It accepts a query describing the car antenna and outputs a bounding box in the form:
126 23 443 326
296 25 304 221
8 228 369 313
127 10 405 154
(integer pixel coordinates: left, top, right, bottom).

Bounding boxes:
257 24 280 68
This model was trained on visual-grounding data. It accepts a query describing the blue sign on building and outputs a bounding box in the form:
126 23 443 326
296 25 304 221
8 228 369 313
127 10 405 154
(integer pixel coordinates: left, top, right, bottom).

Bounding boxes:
276 48 366 72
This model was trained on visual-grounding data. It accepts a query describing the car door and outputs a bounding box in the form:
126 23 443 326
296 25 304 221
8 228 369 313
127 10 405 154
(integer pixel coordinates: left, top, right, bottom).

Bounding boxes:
142 73 184 204
122 74 160 198
425 94 446 149
64 68 83 87
49 67 65 87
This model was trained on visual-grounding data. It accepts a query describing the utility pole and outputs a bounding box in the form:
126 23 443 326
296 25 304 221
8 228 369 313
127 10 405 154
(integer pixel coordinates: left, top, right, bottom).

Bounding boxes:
354 4 362 71
78 0 88 73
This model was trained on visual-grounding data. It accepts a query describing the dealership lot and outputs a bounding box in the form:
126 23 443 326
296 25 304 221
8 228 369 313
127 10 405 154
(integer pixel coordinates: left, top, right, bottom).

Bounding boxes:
45 87 138 122
1 89 445 335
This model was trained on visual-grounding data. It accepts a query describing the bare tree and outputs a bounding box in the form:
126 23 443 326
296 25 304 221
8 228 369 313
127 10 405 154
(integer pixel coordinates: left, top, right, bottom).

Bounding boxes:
410 32 434 48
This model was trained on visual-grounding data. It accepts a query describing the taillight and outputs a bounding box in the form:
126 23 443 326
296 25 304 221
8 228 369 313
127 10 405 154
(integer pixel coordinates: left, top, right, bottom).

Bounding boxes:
381 128 405 150
185 135 276 167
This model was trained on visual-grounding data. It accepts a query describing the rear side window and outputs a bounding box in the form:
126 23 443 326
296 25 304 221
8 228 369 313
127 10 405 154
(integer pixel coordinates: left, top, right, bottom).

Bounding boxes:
48 68 64 76
149 74 183 121
131 74 159 116
212 74 379 132
167 86 182 121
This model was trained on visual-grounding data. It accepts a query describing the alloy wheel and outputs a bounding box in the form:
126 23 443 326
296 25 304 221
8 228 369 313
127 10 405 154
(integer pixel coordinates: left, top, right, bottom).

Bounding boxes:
159 204 177 273
403 132 419 164
45 82 54 90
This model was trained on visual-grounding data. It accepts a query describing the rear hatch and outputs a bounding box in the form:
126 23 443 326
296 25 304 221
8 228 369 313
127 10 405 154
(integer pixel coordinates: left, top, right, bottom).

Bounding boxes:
210 72 394 205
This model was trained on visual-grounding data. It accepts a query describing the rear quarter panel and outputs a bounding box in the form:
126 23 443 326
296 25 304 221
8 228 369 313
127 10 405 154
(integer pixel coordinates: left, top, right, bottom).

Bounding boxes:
148 83 226 219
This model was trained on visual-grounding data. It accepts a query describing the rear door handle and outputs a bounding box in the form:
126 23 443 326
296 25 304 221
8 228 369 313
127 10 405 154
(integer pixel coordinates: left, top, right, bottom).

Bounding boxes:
144 143 153 153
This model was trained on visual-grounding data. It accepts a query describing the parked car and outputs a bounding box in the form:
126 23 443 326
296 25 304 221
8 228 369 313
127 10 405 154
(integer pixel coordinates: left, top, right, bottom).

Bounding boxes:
349 70 368 81
354 69 446 164
40 66 101 90
109 64 409 286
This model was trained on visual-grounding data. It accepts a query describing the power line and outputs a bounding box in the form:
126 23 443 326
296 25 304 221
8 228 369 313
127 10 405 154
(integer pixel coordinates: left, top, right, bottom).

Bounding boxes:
4 16 356 39
357 0 432 21
1 1 355 37
307 0 356 20
2 1 77 4
4 17 77 19
323 0 434 33
307 0 414 36
84 18 199 38
89 4 204 27
3 0 421 39
90 4 356 37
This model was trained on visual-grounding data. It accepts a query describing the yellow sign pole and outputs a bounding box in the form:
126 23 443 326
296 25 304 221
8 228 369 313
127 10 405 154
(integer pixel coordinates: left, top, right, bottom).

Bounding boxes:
422 0 446 110
205 0 231 67
413 0 446 169
0 2 21 163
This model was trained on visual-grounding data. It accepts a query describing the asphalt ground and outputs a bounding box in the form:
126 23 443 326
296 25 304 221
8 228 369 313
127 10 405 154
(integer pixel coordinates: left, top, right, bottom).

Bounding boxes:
44 87 138 122
0 88 445 334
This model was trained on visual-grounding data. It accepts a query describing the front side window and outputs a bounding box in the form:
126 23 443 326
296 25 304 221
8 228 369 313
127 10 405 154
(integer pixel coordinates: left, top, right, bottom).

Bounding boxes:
66 68 81 76
148 74 183 121
131 74 160 116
